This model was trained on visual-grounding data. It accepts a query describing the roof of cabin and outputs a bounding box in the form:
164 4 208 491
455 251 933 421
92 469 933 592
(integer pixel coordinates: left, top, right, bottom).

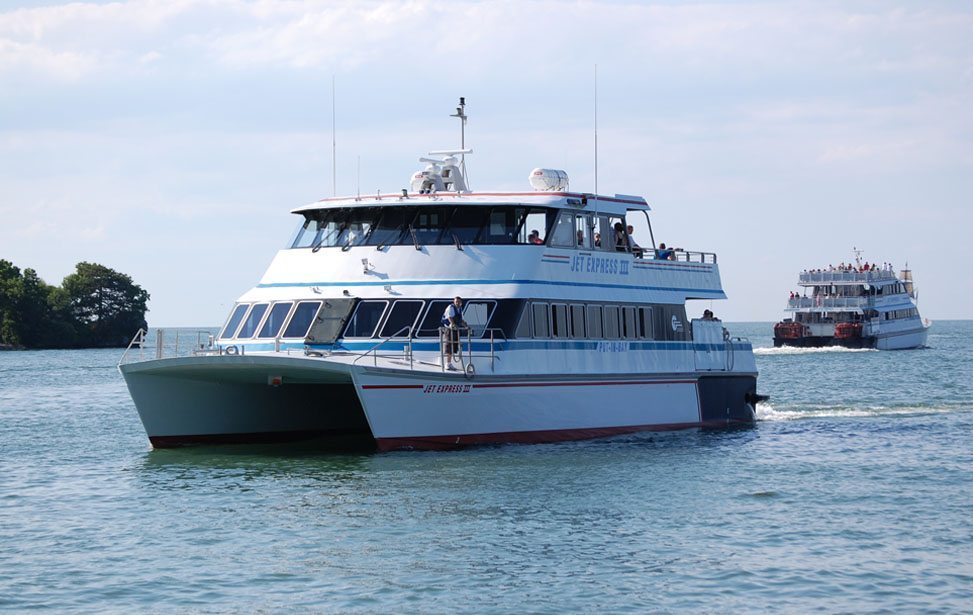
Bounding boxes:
290 191 650 216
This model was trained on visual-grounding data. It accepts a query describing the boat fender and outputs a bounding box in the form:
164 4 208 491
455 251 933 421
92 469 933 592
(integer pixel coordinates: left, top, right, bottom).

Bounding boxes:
225 345 239 356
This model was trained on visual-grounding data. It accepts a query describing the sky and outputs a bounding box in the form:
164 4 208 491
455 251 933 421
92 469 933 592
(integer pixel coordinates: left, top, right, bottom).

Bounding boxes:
1 0 971 326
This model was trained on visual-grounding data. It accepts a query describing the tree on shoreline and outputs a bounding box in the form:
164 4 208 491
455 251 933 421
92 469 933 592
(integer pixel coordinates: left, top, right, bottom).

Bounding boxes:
0 260 149 349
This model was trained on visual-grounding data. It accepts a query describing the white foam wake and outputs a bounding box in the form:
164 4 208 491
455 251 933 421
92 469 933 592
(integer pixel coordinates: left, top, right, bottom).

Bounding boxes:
753 345 879 356
756 402 960 421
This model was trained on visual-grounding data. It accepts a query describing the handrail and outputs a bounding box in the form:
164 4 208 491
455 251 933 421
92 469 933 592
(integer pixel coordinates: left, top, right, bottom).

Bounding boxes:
352 325 414 367
119 328 146 366
799 270 896 285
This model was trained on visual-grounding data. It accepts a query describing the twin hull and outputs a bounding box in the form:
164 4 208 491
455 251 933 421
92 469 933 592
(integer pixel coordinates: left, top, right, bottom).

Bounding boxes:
120 354 758 451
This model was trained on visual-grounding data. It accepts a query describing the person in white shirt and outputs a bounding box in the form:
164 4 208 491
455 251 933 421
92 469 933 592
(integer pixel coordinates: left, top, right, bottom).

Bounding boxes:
441 296 465 369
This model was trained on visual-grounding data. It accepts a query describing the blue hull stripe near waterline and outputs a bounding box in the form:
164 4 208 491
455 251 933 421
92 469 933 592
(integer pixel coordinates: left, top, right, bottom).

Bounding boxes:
256 278 724 294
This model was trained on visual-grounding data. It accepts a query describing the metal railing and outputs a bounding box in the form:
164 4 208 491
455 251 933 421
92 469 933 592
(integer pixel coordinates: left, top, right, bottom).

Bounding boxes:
786 296 868 310
120 324 506 378
352 326 414 368
799 270 896 285
118 328 221 366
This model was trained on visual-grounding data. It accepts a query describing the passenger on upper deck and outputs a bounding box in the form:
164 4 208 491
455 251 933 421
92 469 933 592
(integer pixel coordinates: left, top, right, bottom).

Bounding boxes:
626 225 644 258
613 223 627 252
655 242 674 260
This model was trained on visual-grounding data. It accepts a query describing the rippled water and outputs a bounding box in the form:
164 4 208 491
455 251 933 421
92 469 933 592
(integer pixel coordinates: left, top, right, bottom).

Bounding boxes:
1 322 971 612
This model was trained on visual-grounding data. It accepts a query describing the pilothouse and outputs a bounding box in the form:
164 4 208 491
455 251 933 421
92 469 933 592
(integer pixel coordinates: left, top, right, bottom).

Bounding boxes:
119 100 765 451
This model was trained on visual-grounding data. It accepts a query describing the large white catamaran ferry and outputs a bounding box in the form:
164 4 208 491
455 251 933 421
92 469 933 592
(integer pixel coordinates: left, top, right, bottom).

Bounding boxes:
773 251 929 350
119 102 765 451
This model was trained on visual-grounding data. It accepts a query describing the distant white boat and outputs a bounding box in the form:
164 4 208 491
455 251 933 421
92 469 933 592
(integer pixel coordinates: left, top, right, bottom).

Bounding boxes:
774 252 929 350
119 102 765 451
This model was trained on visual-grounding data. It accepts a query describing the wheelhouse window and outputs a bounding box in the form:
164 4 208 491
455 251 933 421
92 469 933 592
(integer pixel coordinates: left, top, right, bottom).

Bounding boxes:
549 211 576 247
220 304 249 339
344 301 389 338
257 302 294 338
411 207 448 245
444 206 488 245
379 300 424 338
237 303 269 338
282 301 322 338
520 208 551 245
366 207 412 247
336 209 378 247
291 206 567 248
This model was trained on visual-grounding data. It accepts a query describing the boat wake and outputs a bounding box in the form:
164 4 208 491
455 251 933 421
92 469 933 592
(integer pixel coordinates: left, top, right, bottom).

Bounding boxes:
756 401 963 422
753 346 878 356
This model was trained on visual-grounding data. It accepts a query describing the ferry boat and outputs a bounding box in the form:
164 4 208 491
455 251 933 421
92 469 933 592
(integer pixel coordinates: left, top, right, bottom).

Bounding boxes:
773 252 929 350
118 104 765 451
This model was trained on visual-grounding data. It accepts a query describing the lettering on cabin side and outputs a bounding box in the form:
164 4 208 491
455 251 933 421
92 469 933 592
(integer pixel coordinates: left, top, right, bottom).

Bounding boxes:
569 255 630 276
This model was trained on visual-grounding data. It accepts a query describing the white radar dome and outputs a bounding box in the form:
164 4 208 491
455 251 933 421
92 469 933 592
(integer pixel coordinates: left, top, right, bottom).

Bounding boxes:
529 168 569 192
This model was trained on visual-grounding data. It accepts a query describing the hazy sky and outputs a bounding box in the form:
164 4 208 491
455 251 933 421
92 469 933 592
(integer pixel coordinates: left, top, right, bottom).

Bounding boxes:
2 0 971 325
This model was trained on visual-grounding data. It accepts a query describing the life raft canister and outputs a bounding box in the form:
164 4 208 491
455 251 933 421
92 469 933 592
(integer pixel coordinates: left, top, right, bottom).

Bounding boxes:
834 322 863 339
773 321 806 339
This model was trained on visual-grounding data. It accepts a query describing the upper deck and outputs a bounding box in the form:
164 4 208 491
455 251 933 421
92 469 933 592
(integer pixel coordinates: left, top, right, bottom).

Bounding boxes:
798 269 898 287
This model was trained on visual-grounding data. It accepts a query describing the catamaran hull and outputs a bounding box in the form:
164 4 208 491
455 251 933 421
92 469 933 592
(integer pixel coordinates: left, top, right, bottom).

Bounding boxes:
120 356 757 450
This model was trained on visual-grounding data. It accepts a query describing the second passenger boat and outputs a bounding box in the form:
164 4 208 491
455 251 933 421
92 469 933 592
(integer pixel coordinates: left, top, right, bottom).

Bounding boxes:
119 105 765 451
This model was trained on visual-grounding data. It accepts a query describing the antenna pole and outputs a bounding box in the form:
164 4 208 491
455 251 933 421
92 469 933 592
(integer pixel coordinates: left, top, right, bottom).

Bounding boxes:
451 97 468 177
594 64 599 197
331 75 337 197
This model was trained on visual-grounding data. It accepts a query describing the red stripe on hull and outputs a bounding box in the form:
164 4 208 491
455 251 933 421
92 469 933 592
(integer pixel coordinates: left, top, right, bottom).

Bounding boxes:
361 380 696 391
375 419 752 452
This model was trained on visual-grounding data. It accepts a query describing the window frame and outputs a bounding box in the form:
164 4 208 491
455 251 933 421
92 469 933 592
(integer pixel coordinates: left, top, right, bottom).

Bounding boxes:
343 300 390 339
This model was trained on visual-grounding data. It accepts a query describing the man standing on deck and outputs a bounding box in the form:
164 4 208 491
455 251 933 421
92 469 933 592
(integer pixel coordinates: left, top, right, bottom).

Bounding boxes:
442 296 465 370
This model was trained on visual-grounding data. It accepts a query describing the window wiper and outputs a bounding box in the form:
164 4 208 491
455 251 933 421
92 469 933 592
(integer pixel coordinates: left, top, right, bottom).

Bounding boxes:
408 224 421 251
452 233 464 251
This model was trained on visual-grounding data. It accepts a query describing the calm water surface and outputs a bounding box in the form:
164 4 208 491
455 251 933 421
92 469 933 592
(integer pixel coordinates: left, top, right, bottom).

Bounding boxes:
1 322 971 612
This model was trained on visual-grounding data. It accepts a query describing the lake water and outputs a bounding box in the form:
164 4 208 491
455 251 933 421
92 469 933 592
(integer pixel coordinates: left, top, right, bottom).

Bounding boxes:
1 322 971 612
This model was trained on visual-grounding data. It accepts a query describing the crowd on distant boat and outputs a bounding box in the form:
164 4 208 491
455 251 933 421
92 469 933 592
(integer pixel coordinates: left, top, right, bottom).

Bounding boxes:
802 261 895 274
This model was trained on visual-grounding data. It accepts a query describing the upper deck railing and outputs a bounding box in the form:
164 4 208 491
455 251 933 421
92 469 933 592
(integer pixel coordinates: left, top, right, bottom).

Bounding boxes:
786 296 868 310
798 270 896 285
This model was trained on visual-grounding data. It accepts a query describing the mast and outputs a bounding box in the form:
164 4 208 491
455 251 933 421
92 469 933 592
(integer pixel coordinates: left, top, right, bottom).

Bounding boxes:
450 97 468 178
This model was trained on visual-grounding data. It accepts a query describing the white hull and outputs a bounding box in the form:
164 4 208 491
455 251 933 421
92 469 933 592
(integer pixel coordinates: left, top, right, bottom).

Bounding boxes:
120 352 758 450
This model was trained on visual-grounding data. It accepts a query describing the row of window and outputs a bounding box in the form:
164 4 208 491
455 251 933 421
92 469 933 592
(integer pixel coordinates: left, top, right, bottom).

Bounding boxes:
219 297 692 343
884 308 919 320
342 299 495 339
219 299 497 341
289 205 635 253
220 300 323 340
517 301 689 341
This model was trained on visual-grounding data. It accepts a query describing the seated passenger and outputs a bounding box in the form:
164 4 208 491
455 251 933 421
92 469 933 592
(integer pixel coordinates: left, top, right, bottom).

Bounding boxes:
528 229 544 245
594 232 601 247
655 242 674 260
577 230 585 246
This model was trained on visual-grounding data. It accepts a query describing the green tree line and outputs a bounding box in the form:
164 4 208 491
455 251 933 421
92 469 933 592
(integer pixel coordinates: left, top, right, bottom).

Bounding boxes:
0 260 149 349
